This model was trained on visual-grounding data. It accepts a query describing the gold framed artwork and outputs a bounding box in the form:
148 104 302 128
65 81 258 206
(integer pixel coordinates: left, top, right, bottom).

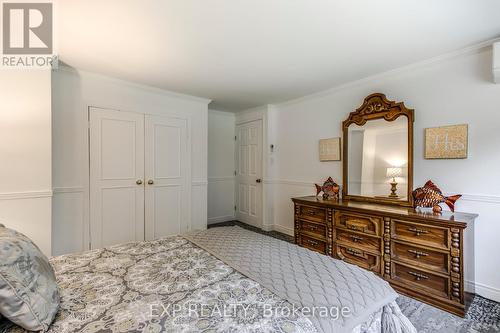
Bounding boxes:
425 124 468 159
319 137 341 161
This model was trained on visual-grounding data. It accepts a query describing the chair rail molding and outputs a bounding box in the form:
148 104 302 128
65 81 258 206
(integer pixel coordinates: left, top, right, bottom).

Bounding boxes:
192 179 208 186
53 187 86 194
208 176 235 183
0 190 53 200
264 179 500 205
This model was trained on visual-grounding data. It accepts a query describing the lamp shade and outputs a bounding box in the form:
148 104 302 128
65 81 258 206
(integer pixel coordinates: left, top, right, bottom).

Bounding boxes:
386 167 403 178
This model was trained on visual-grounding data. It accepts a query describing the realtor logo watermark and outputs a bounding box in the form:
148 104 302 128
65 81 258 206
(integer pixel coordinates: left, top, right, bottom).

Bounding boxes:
1 1 57 68
148 302 352 321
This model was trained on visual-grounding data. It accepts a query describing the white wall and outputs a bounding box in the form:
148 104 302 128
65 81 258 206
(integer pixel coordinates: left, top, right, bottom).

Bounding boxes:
494 41 500 83
264 47 500 302
207 110 236 224
0 69 52 255
52 67 210 256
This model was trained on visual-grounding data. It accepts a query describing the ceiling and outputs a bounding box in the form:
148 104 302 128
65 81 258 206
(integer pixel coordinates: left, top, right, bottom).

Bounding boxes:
55 0 500 111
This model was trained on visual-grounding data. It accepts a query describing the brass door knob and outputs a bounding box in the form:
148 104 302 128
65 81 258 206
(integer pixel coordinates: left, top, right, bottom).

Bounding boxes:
148 180 154 185
136 180 143 185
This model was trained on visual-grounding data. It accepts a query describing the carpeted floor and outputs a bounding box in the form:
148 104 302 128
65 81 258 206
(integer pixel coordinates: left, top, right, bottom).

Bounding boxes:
209 221 500 333
397 293 500 333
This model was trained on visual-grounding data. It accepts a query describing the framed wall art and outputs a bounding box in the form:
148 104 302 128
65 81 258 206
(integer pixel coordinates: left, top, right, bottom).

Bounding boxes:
319 137 341 161
425 124 468 159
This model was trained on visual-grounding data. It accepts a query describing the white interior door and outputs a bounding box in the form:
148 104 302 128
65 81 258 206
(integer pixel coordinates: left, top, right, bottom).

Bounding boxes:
235 120 263 227
89 107 145 249
145 115 190 240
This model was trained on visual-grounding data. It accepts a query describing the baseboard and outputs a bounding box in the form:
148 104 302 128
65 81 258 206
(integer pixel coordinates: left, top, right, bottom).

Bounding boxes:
467 280 500 303
207 215 235 224
261 224 274 232
465 280 475 294
272 224 294 236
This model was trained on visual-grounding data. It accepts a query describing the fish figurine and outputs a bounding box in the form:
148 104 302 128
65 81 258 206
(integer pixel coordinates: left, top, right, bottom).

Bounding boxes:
412 180 461 213
315 177 340 200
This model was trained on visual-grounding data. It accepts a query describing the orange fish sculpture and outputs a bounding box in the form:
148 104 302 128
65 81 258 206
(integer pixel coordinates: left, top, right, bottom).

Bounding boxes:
315 177 340 200
412 180 461 213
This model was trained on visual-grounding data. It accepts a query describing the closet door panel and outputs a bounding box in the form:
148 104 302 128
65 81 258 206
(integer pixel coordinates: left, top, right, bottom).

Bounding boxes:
101 187 140 246
89 108 145 249
152 186 181 237
145 115 189 240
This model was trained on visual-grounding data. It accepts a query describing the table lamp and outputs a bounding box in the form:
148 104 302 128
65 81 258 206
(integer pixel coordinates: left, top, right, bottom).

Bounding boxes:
386 167 403 198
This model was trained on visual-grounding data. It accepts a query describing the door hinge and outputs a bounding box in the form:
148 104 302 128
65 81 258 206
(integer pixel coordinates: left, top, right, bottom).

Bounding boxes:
234 135 237 141
234 205 237 211
234 170 237 176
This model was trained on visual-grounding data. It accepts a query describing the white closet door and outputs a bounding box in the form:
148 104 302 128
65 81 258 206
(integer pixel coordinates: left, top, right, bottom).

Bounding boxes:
89 107 145 249
145 115 190 240
235 120 263 227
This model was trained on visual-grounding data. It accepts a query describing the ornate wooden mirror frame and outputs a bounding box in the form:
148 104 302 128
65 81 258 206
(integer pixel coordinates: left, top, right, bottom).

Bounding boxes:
342 93 415 207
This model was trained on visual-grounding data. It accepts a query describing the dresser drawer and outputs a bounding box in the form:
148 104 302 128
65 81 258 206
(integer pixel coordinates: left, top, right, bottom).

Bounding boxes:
298 205 327 223
392 241 449 274
292 196 476 317
299 220 327 239
391 262 449 299
335 245 381 274
335 229 381 253
334 211 382 236
300 234 327 254
392 219 449 250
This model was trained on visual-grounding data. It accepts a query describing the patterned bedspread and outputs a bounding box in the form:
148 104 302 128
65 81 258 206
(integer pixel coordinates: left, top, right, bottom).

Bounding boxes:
0 232 407 333
184 227 415 333
1 236 318 332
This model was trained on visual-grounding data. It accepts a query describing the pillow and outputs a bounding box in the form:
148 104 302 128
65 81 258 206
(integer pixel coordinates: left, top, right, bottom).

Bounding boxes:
0 226 60 331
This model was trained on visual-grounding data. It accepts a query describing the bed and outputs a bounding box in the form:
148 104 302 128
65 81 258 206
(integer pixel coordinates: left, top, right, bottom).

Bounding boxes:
0 227 416 333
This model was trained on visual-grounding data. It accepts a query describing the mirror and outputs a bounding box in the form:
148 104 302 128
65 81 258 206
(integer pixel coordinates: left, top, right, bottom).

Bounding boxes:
347 117 408 200
342 93 414 206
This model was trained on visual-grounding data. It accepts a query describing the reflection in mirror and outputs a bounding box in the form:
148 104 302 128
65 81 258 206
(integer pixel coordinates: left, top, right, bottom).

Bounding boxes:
347 117 408 200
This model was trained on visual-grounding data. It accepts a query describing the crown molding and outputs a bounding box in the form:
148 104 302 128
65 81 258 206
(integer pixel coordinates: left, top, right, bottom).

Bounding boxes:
56 64 212 105
208 109 237 117
276 37 500 108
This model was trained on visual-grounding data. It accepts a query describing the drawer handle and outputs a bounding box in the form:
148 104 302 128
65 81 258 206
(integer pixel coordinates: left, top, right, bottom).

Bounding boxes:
408 271 429 281
408 227 429 236
408 249 429 259
307 239 319 246
348 225 362 232
346 248 363 257
308 225 318 231
350 235 364 242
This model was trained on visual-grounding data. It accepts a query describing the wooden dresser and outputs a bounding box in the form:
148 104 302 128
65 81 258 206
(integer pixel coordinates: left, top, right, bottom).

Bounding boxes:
292 196 477 317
